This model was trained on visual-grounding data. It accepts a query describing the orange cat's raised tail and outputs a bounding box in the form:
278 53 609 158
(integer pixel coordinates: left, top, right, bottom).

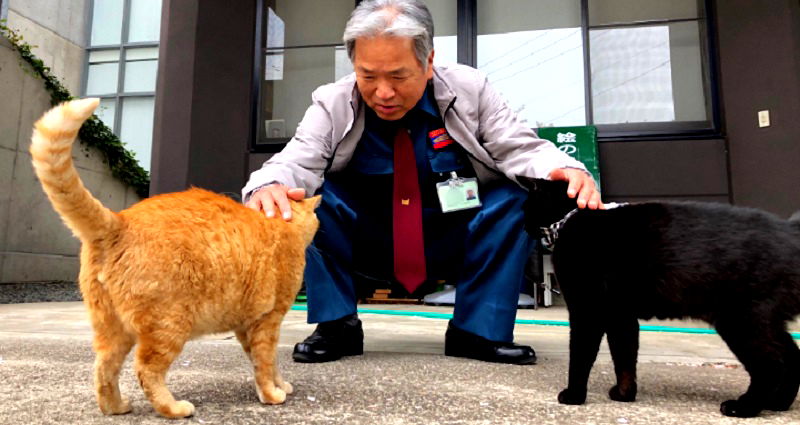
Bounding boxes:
30 98 120 241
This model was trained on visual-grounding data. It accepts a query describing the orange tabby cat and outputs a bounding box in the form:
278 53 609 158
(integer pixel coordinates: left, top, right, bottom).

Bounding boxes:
29 98 320 419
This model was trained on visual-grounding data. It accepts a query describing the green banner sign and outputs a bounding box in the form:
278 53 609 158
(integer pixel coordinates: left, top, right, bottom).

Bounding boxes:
536 126 601 189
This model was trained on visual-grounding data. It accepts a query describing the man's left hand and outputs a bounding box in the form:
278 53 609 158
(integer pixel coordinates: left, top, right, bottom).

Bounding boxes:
548 168 603 210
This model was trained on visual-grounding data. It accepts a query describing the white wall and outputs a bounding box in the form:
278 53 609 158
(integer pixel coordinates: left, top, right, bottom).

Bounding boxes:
6 0 91 94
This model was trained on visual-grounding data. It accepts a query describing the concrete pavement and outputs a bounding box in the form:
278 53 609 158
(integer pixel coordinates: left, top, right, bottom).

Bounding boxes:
1 301 799 424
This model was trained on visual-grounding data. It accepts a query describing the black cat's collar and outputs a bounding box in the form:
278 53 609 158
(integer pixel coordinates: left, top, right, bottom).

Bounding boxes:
540 208 579 250
540 202 627 250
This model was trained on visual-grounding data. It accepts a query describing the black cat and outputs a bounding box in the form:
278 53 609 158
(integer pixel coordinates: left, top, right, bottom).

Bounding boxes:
520 176 800 418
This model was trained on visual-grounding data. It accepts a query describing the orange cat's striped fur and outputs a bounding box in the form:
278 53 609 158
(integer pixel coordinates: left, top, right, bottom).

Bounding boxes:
29 98 320 419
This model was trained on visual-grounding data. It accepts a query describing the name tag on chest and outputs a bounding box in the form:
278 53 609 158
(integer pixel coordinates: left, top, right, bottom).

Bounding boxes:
436 172 481 213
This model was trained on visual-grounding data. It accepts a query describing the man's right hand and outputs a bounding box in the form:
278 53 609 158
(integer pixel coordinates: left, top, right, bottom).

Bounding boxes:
245 184 306 220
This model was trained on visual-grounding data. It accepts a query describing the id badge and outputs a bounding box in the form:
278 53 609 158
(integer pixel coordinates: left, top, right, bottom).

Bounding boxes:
436 172 482 213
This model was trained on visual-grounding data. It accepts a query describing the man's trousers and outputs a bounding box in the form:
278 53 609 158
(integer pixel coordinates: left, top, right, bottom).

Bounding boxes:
303 177 535 342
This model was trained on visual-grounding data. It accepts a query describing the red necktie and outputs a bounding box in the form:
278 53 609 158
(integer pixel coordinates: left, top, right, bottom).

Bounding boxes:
393 128 427 293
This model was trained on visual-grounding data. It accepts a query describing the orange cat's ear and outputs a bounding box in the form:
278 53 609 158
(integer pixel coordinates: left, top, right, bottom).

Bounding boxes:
307 195 322 209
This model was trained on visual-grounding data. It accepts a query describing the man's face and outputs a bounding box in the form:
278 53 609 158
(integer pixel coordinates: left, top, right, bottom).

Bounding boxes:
353 36 434 121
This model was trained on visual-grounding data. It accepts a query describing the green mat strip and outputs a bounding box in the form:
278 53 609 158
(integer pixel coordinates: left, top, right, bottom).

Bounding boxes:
290 305 800 340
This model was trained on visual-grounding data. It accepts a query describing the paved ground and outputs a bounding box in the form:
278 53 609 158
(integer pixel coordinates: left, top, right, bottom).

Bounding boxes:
1 302 799 424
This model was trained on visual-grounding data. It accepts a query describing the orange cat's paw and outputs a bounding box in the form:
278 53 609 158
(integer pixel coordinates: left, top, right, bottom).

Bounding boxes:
159 400 195 419
256 385 287 405
116 397 132 414
99 396 132 415
278 380 293 395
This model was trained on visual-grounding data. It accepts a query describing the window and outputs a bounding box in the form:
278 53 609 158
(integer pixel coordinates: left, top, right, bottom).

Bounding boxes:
427 0 458 65
256 0 352 148
474 0 716 137
477 0 585 127
587 0 714 137
253 0 718 147
255 0 456 150
85 0 162 172
0 0 8 22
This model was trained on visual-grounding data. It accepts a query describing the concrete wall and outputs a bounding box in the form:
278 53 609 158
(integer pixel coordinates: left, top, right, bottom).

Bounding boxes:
0 36 140 283
6 0 90 95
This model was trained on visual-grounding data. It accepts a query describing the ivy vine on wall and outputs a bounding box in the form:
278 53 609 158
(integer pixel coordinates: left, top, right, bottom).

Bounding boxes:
0 22 150 198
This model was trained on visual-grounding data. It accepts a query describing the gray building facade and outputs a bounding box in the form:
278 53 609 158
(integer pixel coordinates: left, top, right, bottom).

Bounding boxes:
152 0 800 218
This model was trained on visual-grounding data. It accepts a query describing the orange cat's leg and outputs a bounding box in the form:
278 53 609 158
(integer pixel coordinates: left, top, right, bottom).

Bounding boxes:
273 359 293 395
88 304 135 414
247 311 291 404
270 326 293 395
93 330 135 414
238 327 292 395
81 273 135 415
235 329 251 358
133 328 194 418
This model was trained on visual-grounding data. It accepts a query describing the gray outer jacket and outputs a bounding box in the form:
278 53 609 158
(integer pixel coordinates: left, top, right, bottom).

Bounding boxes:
242 63 588 200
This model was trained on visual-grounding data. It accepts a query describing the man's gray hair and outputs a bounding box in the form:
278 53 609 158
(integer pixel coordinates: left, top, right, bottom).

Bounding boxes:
343 0 434 70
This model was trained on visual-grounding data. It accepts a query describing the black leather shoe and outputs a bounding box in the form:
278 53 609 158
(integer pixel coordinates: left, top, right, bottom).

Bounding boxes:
444 321 536 365
292 314 364 363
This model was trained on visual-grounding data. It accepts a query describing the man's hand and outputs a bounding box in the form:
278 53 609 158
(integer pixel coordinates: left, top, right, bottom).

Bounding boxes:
548 168 603 210
245 184 306 220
